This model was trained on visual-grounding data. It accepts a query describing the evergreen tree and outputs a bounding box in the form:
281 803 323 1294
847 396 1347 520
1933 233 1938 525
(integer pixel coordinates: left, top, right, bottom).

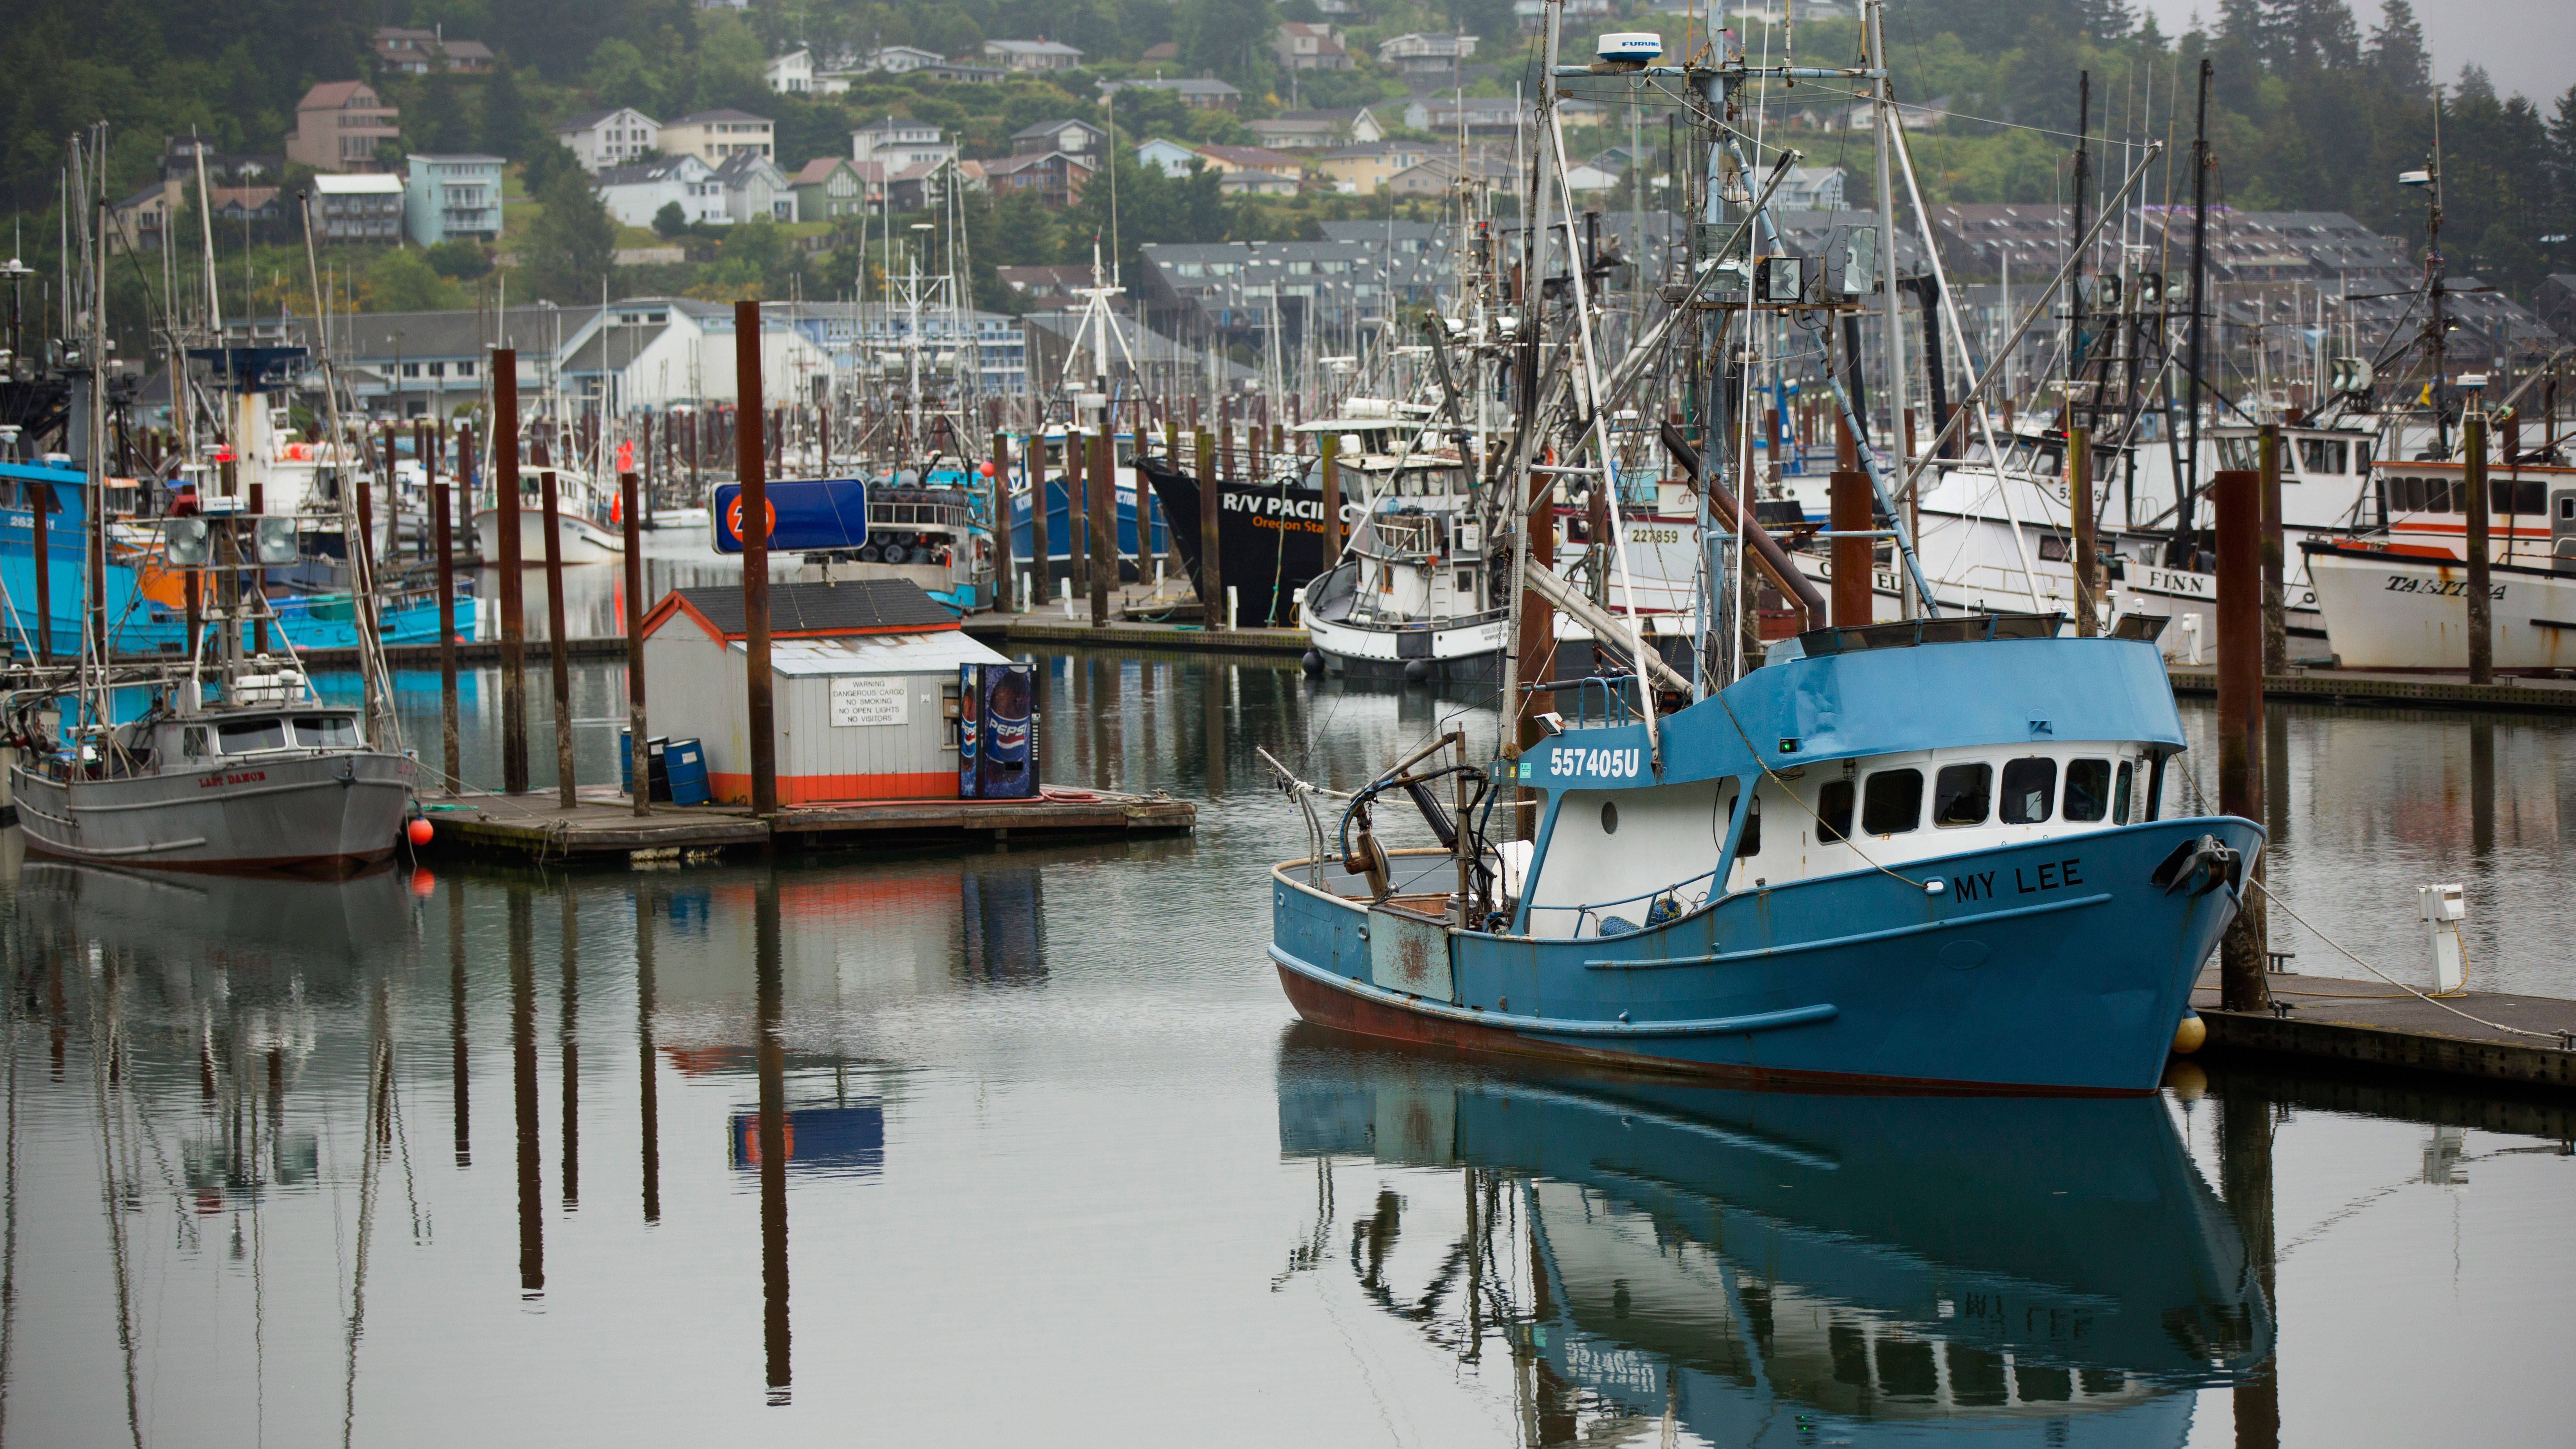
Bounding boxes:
410 76 474 155
2366 1 2430 100
521 165 616 303
483 65 534 157
2265 0 2360 71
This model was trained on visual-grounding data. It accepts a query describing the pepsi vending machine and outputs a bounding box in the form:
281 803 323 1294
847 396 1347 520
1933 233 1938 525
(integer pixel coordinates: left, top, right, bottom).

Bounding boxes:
958 662 1038 799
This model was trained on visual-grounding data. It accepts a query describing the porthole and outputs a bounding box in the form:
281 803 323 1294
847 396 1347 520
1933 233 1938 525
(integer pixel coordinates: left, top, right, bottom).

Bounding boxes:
1601 801 1619 835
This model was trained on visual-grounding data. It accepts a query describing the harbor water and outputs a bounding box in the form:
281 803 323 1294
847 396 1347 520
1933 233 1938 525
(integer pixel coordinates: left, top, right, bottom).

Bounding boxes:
1 652 2570 1445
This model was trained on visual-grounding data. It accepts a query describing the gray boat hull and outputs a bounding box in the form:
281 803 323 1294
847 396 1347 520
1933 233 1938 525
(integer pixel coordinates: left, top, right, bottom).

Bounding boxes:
10 751 415 873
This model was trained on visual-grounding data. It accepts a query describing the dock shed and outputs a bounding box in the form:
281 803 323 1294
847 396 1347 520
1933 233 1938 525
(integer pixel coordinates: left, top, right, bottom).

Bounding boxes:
640 579 1010 804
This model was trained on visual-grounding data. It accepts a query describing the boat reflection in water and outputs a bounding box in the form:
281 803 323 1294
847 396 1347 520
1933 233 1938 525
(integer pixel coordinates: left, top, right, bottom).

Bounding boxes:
1276 1030 2271 1445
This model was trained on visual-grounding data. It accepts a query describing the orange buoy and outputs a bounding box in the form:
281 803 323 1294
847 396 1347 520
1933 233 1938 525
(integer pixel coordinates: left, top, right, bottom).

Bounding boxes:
407 818 434 846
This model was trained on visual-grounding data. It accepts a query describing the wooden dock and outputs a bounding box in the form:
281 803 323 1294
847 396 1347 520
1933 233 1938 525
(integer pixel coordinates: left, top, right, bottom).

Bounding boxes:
2192 969 2576 1091
2168 665 2576 716
965 614 1310 658
416 785 1196 863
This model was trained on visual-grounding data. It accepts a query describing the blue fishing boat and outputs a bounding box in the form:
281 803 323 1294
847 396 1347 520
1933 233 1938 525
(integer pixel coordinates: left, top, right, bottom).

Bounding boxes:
3 462 469 656
1004 428 1164 591
1268 615 2258 1095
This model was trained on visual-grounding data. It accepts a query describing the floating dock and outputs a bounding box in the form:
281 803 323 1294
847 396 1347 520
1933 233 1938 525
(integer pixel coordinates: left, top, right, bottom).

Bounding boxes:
965 614 1311 658
416 786 1196 863
2193 968 2576 1091
2167 666 2576 716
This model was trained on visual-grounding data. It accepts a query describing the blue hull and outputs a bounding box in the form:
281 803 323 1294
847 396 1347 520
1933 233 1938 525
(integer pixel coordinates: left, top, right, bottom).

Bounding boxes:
1271 816 2261 1095
1007 474 1162 577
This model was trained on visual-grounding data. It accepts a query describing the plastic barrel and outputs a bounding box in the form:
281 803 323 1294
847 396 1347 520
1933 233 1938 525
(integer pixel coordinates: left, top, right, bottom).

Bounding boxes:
621 732 673 801
664 738 711 806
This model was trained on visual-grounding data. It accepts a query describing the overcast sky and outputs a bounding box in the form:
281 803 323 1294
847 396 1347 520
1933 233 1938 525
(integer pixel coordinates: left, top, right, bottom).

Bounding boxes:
2134 1 2575 107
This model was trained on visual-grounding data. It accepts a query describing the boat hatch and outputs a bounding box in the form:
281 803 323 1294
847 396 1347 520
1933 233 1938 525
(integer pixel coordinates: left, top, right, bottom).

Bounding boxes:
1793 612 2064 657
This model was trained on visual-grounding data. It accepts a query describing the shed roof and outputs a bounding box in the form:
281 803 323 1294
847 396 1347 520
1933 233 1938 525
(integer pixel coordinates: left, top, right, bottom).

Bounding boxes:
648 579 958 642
764 631 1008 676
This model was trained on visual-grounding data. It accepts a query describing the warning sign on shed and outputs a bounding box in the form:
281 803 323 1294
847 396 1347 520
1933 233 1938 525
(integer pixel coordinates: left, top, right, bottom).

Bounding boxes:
829 677 908 727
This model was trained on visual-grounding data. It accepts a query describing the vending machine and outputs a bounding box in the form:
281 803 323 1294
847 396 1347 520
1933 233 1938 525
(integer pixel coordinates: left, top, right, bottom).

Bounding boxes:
958 662 1039 799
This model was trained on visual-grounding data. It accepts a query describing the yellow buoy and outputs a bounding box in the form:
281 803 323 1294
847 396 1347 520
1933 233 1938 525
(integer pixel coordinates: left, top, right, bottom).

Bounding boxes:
2171 1009 2207 1055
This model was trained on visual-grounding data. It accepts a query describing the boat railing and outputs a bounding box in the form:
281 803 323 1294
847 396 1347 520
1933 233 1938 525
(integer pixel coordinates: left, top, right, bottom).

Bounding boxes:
1529 868 1721 940
1530 674 1635 729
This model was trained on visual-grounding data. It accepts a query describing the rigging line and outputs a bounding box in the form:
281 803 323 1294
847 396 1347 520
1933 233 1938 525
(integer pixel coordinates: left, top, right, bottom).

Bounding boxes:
2243 876 2558 1039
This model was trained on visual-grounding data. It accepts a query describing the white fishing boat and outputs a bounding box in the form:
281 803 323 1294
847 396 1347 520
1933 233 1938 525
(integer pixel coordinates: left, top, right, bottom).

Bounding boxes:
474 466 627 564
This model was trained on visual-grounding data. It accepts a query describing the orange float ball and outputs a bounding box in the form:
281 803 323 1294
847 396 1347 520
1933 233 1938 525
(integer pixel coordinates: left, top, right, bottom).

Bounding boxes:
407 818 435 846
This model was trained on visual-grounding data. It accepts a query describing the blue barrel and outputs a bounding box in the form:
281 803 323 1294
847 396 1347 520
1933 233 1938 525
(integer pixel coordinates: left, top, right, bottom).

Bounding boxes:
664 738 710 806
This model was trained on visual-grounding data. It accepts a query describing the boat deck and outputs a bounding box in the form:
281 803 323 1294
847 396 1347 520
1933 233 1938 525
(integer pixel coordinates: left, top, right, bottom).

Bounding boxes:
2193 967 2576 1091
415 784 1196 863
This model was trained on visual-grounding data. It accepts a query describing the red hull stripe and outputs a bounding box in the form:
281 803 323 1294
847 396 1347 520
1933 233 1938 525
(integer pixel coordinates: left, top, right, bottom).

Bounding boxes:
1273 963 2149 1098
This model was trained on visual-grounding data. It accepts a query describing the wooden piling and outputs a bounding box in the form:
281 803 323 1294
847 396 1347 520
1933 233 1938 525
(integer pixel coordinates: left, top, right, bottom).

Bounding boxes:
1516 469 1558 840
246 478 267 655
2259 422 2287 673
1319 430 1342 563
1089 429 1113 629
2071 425 2097 636
1195 428 1221 610
494 347 529 795
436 472 461 791
1066 426 1089 598
2213 465 2269 1013
734 300 779 818
2464 411 2493 684
542 467 576 809
991 430 1014 612
621 469 648 816
1830 467 1873 627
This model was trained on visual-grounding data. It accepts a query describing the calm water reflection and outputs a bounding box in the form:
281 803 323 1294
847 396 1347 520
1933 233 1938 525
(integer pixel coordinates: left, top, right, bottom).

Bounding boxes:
1 656 2569 1445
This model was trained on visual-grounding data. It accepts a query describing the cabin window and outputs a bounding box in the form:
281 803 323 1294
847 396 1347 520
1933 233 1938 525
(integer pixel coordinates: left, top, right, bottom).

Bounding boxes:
1932 763 1991 826
1817 780 1855 843
293 715 360 750
217 718 288 753
1737 793 1761 856
2298 439 2347 475
2038 534 2070 563
182 726 209 759
1600 801 1619 835
2000 757 2056 823
2494 481 2545 516
2113 761 2134 824
1860 769 1923 835
2064 758 2112 822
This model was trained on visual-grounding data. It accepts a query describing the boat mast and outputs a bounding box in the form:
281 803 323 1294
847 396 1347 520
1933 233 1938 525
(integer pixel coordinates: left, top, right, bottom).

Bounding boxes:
2178 57 2210 569
1868 0 1910 617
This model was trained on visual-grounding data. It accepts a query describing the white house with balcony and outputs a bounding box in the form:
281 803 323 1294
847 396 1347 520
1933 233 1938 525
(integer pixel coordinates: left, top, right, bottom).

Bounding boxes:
402 154 503 246
661 110 775 165
765 49 815 93
553 107 664 173
851 116 957 169
593 155 727 228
